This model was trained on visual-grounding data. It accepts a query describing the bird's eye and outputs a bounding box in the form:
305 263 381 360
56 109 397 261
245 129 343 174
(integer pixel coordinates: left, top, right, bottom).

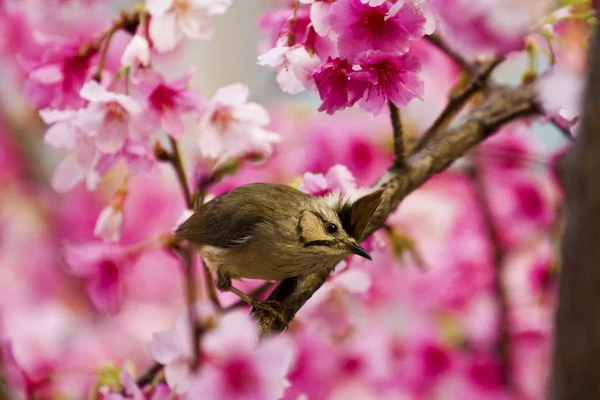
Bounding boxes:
326 223 338 234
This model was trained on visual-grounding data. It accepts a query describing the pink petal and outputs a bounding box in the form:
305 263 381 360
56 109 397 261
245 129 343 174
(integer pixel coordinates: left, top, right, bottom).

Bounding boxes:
310 2 331 36
161 108 185 139
121 35 151 67
164 362 193 394
147 0 174 16
147 329 184 364
94 206 124 243
233 102 270 125
213 83 249 107
150 13 182 52
30 64 64 84
51 155 85 193
95 120 128 153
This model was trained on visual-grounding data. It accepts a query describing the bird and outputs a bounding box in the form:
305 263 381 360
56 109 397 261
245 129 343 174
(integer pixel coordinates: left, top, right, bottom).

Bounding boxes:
175 183 384 322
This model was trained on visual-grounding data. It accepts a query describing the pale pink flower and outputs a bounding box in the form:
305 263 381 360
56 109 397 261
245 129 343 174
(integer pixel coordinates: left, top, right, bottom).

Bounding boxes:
299 164 358 196
94 203 124 243
197 83 281 169
79 80 144 154
147 0 232 52
63 242 140 313
0 340 29 398
139 69 205 139
188 310 296 400
536 61 583 131
39 108 102 192
312 57 374 114
121 35 151 68
300 0 335 37
357 50 424 114
328 0 428 62
257 45 320 94
147 302 217 394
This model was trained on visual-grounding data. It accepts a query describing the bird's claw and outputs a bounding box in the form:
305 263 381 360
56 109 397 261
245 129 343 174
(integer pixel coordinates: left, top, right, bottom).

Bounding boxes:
251 300 287 327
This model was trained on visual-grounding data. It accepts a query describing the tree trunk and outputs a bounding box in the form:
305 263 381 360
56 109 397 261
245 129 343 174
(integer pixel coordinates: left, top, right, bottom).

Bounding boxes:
550 25 600 400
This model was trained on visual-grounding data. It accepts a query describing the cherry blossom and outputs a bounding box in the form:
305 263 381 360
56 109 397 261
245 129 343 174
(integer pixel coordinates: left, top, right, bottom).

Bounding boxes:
257 45 320 94
147 0 232 52
138 69 205 139
197 83 281 168
328 0 429 62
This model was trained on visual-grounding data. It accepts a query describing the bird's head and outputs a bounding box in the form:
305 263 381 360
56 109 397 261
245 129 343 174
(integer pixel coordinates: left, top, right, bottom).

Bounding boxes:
297 188 385 260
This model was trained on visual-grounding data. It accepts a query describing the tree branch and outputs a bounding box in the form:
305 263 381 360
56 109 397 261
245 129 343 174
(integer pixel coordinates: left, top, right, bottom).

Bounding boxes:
388 101 407 168
413 58 504 154
425 33 473 73
550 24 600 400
255 84 539 336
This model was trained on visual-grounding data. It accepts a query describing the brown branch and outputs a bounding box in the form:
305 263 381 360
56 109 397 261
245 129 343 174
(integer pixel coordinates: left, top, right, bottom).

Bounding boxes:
134 362 163 389
467 164 513 391
413 58 504 154
425 33 473 73
388 101 406 168
255 84 538 336
168 137 193 209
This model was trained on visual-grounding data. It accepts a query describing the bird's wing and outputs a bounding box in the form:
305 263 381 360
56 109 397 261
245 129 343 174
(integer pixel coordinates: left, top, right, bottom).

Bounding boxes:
175 183 304 248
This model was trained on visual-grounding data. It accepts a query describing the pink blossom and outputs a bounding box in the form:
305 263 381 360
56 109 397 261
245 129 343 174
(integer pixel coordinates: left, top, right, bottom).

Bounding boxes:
299 164 358 196
146 302 217 394
121 35 150 68
257 45 320 94
430 0 553 57
139 69 205 139
39 108 102 192
197 83 281 169
63 242 140 313
188 310 296 400
79 80 144 153
94 186 126 243
312 57 373 114
23 32 98 109
147 0 232 52
328 0 428 62
536 61 583 131
357 50 424 114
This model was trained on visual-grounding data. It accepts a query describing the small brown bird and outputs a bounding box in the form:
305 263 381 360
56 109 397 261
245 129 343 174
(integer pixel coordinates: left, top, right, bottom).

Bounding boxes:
175 183 384 320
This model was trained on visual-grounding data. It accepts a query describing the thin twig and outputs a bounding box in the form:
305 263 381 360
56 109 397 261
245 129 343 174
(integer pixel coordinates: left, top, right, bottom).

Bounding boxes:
168 137 193 209
181 245 202 370
134 362 163 389
467 164 513 391
388 101 407 168
425 33 474 73
413 58 504 154
93 27 116 82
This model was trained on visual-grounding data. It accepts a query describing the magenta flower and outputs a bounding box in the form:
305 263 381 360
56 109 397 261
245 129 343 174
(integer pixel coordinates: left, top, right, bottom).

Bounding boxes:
23 32 98 109
312 57 373 115
356 50 424 114
63 242 140 313
197 83 281 169
328 0 428 62
139 69 205 139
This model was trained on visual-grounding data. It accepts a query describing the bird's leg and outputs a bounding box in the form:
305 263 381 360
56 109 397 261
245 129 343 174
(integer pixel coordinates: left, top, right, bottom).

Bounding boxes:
215 271 287 326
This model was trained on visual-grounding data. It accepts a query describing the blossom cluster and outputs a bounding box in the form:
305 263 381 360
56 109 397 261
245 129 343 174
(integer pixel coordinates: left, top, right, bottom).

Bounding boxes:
257 0 433 114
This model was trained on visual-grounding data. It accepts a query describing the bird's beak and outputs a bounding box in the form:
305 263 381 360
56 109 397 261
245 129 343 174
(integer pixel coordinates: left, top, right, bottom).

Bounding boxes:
346 241 372 260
